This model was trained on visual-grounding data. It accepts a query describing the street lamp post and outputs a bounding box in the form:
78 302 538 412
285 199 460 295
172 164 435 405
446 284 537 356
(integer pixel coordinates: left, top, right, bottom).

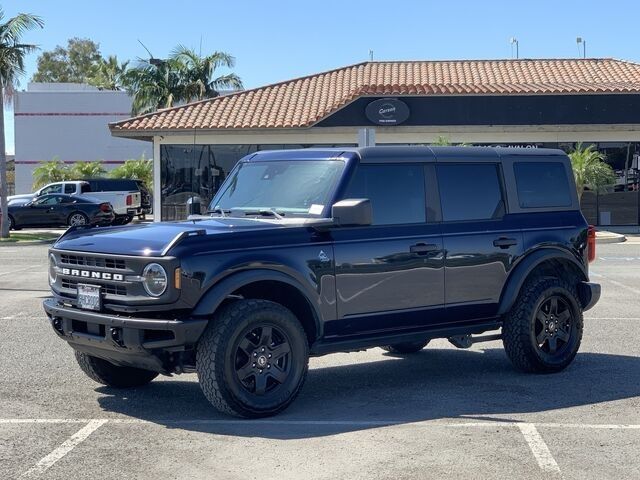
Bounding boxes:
510 37 519 59
577 37 586 59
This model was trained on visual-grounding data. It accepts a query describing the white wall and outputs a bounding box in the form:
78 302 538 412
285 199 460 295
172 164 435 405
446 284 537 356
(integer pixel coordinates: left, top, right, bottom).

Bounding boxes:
14 83 150 193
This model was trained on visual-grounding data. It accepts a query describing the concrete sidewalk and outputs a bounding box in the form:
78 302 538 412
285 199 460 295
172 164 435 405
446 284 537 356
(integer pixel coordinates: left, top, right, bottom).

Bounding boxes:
596 230 627 244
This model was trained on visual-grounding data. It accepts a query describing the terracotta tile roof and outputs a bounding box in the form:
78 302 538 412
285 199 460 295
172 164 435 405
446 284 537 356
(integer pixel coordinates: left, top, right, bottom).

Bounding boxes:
110 58 640 133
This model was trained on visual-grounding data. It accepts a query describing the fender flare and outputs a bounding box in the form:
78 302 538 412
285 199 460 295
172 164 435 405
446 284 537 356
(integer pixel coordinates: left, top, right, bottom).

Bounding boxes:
191 268 322 334
497 248 588 316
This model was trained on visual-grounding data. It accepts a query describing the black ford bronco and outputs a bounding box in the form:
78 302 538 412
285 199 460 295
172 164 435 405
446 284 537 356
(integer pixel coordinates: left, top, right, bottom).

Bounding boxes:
44 146 600 417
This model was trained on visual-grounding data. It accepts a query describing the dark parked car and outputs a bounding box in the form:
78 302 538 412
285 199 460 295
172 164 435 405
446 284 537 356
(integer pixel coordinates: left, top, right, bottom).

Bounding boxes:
6 194 114 229
44 147 600 418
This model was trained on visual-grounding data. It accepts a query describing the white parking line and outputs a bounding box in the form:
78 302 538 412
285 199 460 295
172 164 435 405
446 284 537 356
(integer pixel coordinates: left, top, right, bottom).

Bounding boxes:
0 265 41 277
4 418 639 477
18 419 106 479
517 423 561 474
591 272 640 295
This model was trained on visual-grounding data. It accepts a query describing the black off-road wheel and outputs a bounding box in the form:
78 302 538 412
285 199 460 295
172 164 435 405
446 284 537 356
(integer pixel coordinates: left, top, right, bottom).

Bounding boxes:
503 275 583 373
74 351 158 387
196 299 309 418
381 339 430 354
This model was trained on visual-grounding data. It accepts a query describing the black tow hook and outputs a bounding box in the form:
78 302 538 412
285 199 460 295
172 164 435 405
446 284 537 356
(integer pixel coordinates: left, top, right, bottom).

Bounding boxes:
51 317 64 335
110 327 125 348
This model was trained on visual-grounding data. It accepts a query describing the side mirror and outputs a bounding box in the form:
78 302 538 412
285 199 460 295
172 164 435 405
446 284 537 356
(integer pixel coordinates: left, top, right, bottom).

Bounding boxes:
331 199 372 227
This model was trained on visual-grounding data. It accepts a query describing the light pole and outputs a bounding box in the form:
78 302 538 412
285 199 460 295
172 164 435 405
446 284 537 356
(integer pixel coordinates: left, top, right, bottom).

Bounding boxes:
510 37 519 59
577 37 586 59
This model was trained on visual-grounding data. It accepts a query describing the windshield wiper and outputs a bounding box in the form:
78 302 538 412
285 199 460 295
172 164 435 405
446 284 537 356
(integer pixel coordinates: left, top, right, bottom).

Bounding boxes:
241 209 285 219
207 208 231 217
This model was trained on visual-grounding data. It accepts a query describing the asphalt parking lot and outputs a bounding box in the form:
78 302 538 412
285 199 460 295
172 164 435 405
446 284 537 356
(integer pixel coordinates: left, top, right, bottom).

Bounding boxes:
1 240 640 479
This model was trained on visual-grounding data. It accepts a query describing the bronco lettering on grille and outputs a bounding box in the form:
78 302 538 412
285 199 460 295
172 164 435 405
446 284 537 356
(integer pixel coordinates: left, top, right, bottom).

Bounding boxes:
61 268 124 282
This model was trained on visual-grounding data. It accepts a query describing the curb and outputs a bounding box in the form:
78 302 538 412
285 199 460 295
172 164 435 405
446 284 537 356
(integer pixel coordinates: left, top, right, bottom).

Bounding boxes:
595 232 626 244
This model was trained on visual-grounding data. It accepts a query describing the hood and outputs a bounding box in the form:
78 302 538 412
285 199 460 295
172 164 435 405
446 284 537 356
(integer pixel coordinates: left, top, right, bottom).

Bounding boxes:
53 217 291 256
8 193 35 202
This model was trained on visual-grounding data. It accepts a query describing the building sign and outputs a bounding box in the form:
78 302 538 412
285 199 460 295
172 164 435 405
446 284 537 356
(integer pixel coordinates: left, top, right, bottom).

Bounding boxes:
365 98 410 125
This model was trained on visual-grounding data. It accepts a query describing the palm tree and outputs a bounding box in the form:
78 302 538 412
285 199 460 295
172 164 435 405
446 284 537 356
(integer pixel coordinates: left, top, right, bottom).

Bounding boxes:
170 45 242 101
69 161 106 179
88 55 129 91
110 155 153 188
32 158 70 189
0 10 44 238
569 143 616 200
124 46 243 115
124 57 186 115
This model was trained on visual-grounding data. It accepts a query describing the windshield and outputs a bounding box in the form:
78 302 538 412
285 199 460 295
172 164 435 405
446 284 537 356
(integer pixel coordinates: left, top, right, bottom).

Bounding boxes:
210 160 345 217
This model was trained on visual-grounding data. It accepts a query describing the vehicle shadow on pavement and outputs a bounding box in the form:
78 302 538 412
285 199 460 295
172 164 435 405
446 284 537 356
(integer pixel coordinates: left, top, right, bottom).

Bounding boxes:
95 347 640 439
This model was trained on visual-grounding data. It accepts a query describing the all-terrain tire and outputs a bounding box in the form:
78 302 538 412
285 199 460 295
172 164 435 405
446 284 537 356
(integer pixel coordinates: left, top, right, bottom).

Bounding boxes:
196 299 309 418
74 351 158 388
502 275 583 374
381 339 430 354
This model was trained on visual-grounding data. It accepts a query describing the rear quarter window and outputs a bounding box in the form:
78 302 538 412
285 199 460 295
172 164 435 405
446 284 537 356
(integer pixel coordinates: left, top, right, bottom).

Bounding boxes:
514 162 572 208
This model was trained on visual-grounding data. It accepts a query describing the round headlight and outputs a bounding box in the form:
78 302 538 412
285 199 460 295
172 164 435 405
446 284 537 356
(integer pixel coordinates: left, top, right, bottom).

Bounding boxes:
142 263 167 297
48 254 57 285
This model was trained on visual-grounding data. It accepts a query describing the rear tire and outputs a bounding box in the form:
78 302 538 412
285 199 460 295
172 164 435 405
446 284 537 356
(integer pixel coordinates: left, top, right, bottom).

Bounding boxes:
502 275 583 373
74 351 158 388
196 299 309 418
8 214 15 230
381 340 430 354
68 212 89 227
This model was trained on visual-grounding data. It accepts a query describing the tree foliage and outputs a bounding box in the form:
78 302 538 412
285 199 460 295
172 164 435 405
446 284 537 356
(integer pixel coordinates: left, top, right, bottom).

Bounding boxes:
170 45 242 101
109 155 152 188
124 46 243 115
69 160 106 179
32 158 70 189
88 55 129 90
0 9 44 238
32 38 101 83
569 143 617 199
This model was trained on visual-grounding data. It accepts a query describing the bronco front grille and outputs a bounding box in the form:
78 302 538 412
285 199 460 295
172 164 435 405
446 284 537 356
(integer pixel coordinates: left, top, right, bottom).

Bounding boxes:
60 254 126 270
61 278 127 296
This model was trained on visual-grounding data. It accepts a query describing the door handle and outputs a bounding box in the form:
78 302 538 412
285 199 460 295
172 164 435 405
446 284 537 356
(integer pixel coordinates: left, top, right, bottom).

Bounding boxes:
410 243 440 254
493 237 518 249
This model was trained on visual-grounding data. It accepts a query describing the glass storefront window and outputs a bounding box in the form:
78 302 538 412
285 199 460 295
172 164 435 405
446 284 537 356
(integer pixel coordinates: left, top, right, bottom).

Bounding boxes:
160 144 354 221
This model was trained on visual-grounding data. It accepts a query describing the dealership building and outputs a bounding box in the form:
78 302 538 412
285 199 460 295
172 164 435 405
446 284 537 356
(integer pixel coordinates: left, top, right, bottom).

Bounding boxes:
109 58 640 226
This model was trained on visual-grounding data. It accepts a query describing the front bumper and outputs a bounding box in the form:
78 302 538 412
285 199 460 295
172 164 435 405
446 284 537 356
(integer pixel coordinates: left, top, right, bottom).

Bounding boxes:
43 298 208 372
579 281 601 311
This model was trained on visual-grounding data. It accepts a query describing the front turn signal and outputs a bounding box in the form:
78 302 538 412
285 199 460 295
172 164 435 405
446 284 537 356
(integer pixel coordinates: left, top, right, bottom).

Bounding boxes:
174 268 182 289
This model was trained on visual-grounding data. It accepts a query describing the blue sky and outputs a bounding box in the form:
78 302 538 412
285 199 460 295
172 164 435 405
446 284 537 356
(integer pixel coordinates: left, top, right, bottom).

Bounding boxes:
4 0 640 154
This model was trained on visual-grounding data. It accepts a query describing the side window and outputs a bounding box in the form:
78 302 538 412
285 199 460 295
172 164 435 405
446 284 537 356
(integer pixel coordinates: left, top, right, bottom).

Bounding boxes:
80 183 91 194
514 162 572 208
64 184 75 194
36 196 59 205
343 164 426 225
41 183 62 195
437 164 504 222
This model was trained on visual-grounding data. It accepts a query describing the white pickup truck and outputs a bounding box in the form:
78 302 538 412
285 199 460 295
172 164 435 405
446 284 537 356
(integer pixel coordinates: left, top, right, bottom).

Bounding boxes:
9 180 141 224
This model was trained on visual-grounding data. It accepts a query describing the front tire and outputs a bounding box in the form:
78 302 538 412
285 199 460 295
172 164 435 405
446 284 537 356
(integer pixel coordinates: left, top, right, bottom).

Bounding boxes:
381 339 429 354
196 299 309 418
503 275 583 373
74 351 158 388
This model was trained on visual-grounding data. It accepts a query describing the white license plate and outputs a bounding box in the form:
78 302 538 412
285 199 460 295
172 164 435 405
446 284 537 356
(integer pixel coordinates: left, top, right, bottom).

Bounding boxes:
77 284 101 311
